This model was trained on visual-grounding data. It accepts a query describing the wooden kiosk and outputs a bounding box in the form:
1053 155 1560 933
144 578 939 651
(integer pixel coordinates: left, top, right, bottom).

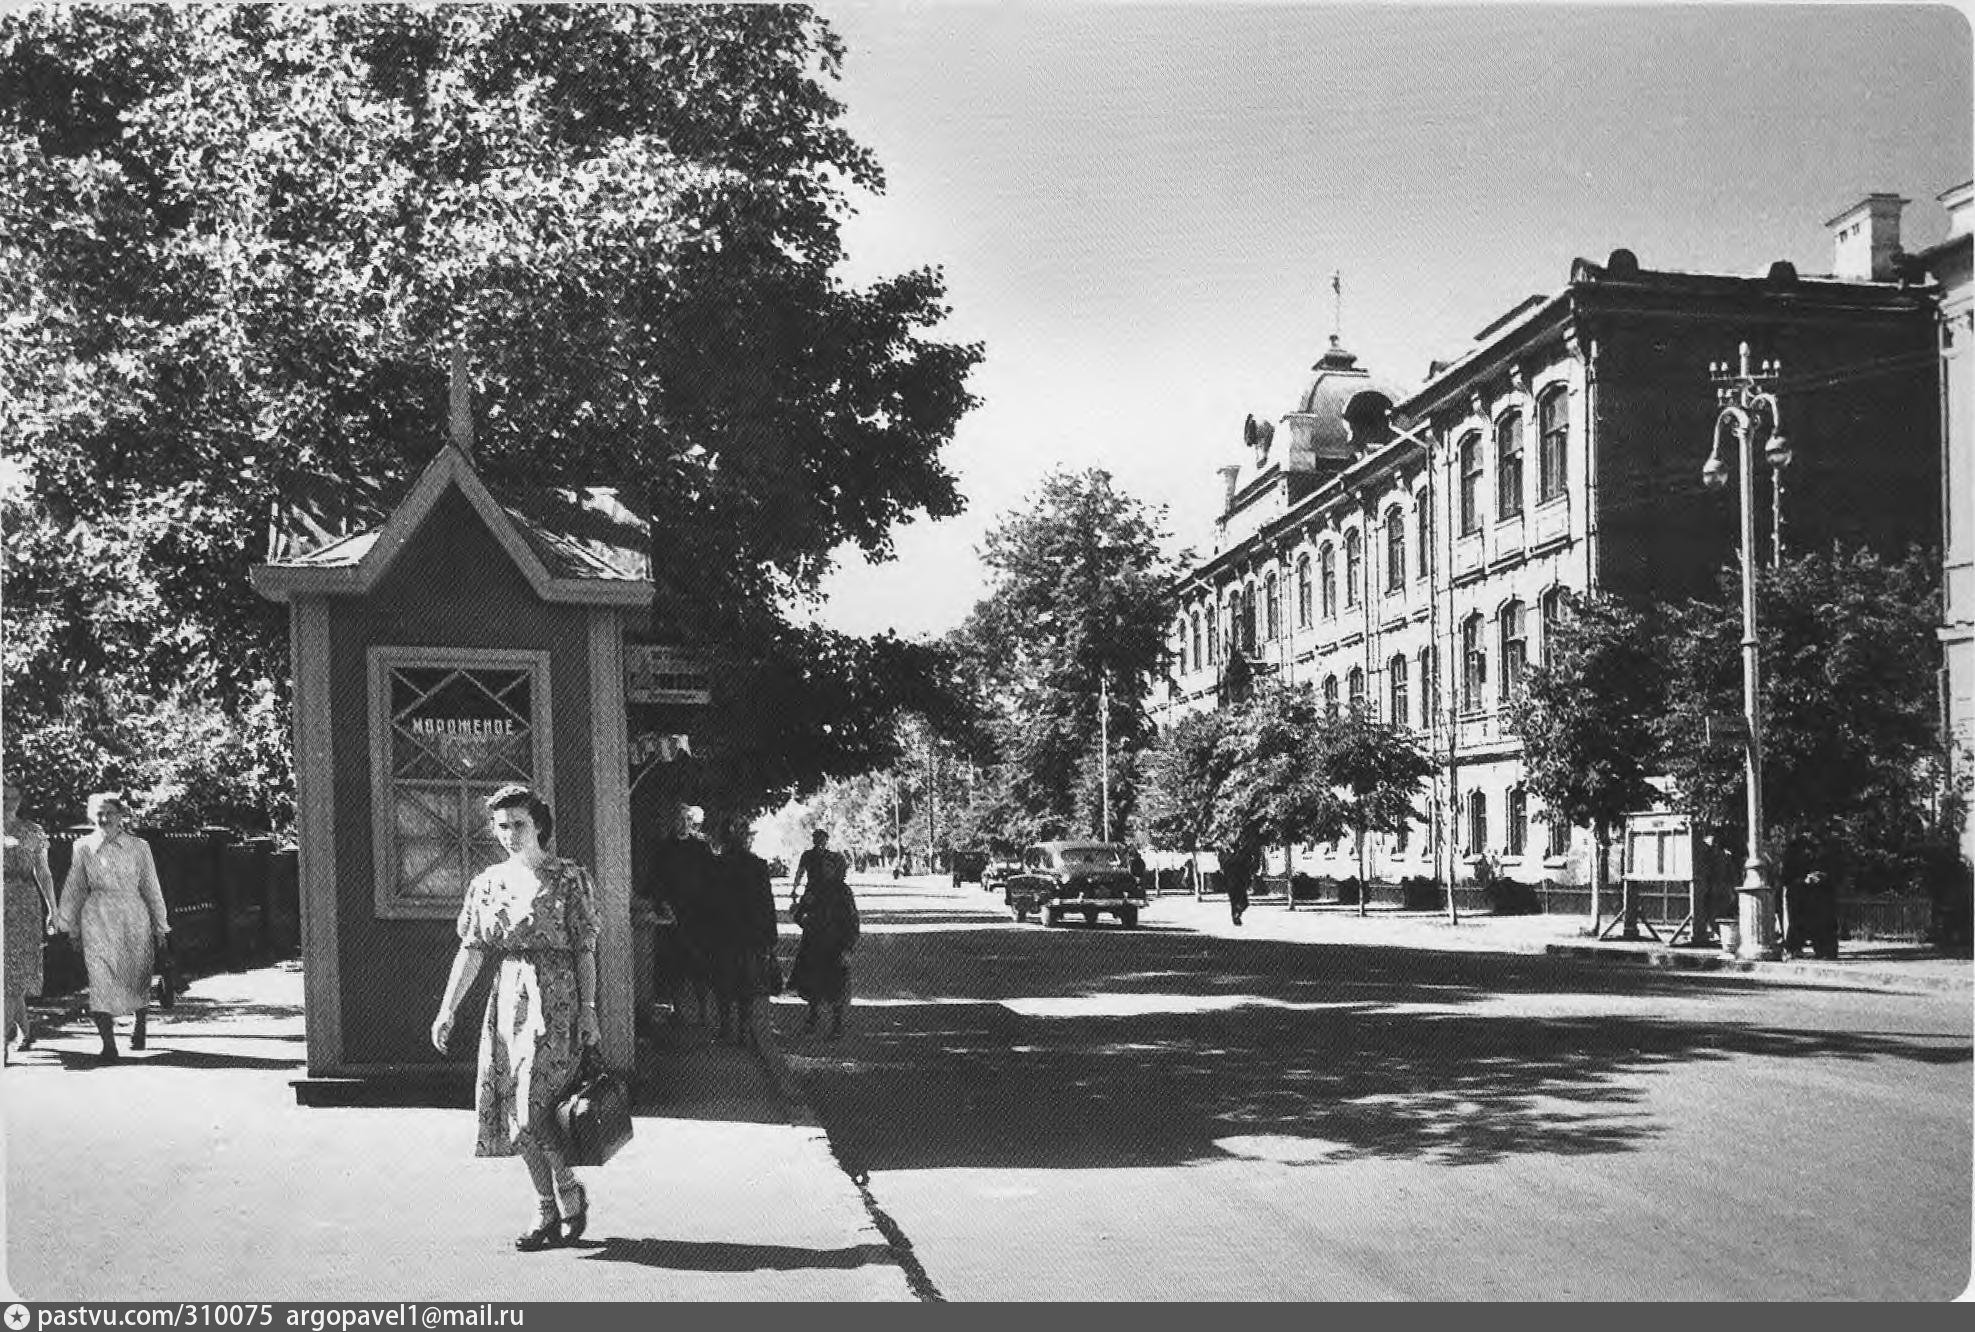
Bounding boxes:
251 444 651 1098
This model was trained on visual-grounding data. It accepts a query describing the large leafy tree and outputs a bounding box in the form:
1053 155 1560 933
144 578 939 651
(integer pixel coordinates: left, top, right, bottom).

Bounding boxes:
1655 545 1961 898
1 5 980 826
1138 706 1236 894
1318 708 1433 916
1505 593 1664 930
1208 682 1343 896
958 468 1186 843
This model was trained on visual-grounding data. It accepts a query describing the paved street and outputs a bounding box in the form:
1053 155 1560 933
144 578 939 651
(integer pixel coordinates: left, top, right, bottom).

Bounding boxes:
775 876 1974 1301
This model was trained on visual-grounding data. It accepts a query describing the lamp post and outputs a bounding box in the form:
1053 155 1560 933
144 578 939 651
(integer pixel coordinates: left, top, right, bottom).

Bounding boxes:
1703 342 1790 961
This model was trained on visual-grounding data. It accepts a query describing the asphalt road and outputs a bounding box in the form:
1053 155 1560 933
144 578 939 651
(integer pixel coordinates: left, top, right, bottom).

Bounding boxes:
774 876 1975 1301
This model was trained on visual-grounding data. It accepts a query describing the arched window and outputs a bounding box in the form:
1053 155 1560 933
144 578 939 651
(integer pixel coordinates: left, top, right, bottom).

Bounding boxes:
1393 817 1410 855
1296 554 1312 628
1458 432 1483 535
1495 412 1524 520
1344 530 1361 608
1538 386 1569 502
1207 603 1221 665
1545 803 1570 857
1499 599 1527 700
1347 665 1366 713
1190 612 1203 673
1384 505 1406 592
1467 789 1488 856
1322 675 1340 719
1240 587 1257 654
1461 612 1487 713
1264 570 1280 641
1389 653 1409 725
1416 487 1435 578
1320 544 1337 618
1507 785 1528 856
1539 586 1570 668
1420 645 1438 730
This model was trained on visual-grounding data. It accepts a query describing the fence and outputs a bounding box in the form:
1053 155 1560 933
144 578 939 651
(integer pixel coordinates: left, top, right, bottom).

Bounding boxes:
41 828 301 997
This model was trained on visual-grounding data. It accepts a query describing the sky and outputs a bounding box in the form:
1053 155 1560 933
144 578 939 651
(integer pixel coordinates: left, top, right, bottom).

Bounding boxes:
802 1 1973 641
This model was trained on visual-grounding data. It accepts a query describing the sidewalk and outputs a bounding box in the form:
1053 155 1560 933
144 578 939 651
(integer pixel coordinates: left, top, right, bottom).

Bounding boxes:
1129 887 1974 994
2 961 915 1303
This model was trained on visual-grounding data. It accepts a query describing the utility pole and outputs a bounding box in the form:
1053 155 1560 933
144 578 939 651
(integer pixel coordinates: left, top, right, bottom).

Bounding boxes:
1100 671 1112 842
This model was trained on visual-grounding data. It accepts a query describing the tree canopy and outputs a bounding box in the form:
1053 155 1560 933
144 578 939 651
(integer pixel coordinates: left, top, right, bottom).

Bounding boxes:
1 5 981 825
950 467 1186 843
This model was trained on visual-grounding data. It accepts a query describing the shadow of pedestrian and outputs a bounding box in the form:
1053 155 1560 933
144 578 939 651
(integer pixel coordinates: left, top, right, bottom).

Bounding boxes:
574 1236 897 1273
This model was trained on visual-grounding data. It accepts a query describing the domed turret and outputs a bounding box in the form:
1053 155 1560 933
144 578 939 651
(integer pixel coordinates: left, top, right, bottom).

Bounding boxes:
1280 336 1404 471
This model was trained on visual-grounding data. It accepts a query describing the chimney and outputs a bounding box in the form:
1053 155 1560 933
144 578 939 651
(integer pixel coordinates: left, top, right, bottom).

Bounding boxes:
1825 193 1908 281
1941 180 1974 239
1217 464 1241 515
449 340 475 461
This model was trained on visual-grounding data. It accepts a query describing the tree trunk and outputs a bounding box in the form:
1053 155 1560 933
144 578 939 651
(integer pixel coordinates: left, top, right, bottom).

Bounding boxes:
1591 822 1609 938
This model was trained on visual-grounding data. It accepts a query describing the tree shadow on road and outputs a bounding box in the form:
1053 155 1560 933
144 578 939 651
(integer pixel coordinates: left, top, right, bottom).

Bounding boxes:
781 924 1970 1175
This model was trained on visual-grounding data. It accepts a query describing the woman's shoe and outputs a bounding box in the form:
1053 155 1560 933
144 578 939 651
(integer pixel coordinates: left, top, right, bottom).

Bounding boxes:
514 1214 562 1252
560 1186 589 1245
17 1021 34 1051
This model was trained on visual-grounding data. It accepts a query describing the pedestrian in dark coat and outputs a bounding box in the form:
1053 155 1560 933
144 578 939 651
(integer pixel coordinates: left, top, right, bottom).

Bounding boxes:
646 804 716 1028
790 863 860 1038
707 817 778 1049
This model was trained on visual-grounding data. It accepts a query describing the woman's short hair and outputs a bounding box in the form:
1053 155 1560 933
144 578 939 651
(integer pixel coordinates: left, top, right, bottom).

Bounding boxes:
85 792 128 821
486 784 553 847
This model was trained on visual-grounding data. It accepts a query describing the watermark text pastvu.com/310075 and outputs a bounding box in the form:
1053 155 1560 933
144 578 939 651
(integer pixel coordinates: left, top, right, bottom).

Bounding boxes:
10 1306 525 1331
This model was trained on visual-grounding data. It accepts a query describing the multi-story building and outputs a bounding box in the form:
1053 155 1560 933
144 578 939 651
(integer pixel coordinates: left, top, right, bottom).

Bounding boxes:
1163 195 1942 898
1913 181 1974 871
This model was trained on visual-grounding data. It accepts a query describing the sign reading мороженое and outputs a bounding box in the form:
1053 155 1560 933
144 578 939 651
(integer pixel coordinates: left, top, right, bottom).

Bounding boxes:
408 717 519 737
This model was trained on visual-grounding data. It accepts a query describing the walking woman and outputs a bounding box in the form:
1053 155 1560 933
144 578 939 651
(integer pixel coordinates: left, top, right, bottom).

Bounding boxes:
707 817 777 1049
3 779 58 1059
789 854 859 1038
430 785 601 1252
55 793 170 1061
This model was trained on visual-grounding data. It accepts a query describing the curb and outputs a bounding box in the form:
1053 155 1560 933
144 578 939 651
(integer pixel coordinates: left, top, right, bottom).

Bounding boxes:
1543 942 1974 993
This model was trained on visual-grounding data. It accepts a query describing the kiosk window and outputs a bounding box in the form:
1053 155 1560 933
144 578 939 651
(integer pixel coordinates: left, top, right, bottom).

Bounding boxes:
370 650 551 917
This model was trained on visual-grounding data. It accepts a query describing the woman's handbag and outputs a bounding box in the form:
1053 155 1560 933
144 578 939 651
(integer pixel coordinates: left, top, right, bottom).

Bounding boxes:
153 935 180 1011
556 1044 632 1167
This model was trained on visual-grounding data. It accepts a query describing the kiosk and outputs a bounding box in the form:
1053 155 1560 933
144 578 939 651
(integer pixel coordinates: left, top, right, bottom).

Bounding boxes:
252 444 652 1097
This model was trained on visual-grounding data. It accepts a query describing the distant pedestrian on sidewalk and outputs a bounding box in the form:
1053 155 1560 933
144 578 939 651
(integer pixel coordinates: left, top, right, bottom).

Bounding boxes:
54 793 170 1062
790 853 860 1038
3 779 58 1059
789 828 846 913
707 816 778 1050
430 785 600 1252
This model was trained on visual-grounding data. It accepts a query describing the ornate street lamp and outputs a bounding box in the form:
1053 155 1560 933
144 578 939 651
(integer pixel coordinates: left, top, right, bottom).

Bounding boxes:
1702 342 1789 961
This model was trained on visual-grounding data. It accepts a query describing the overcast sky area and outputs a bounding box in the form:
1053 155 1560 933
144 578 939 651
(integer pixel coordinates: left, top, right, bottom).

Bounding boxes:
803 1 1973 642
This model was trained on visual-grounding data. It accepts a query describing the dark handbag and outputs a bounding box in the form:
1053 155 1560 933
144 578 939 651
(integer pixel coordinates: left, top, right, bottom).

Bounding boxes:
154 935 180 1010
556 1044 632 1167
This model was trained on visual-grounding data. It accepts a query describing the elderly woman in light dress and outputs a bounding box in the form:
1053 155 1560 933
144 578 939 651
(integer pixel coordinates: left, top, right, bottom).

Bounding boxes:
54 792 172 1061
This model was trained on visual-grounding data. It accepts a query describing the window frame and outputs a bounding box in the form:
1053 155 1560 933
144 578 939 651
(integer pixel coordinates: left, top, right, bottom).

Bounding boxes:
1296 554 1313 628
1538 385 1569 503
1388 652 1409 726
1264 570 1281 641
1420 644 1438 731
1507 785 1528 857
1499 599 1528 701
1384 504 1406 592
1458 432 1483 535
1495 411 1525 521
1467 789 1488 857
1320 544 1337 619
1461 612 1487 714
1347 665 1366 713
1343 530 1362 609
368 645 554 921
1322 674 1340 719
1415 488 1434 580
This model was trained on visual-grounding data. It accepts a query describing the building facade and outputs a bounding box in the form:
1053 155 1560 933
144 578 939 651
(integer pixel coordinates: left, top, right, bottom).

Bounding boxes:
1913 181 1974 870
1163 197 1942 896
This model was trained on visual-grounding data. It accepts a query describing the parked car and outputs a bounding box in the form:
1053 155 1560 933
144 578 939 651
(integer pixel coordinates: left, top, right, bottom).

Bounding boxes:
950 849 990 889
1005 840 1147 928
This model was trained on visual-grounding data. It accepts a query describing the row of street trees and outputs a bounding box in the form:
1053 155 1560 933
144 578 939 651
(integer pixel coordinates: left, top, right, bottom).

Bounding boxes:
1 5 980 829
1513 546 1966 913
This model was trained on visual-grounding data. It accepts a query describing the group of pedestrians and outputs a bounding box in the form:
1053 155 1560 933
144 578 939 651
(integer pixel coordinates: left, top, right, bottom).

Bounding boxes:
5 783 172 1064
641 808 860 1047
